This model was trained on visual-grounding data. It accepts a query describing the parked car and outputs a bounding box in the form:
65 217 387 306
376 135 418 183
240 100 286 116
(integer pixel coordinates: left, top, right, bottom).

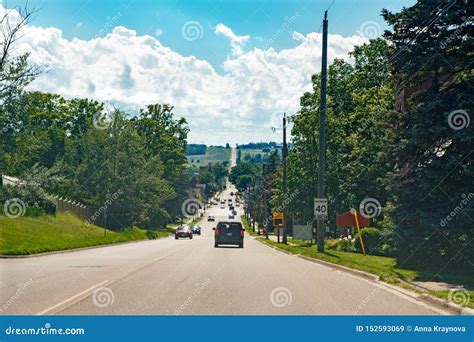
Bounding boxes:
232 210 237 216
207 215 215 222
190 224 201 235
175 226 193 239
213 221 245 248
228 213 235 219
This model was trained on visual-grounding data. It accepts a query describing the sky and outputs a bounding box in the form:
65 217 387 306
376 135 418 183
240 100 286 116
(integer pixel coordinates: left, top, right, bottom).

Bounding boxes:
3 0 415 145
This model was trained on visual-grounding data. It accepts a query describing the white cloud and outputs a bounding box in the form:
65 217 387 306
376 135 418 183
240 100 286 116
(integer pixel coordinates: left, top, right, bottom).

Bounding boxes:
214 23 250 57
3 6 367 145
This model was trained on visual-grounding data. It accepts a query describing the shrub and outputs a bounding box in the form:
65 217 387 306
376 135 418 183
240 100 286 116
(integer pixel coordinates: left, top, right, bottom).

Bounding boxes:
146 230 158 240
0 184 57 216
325 238 356 252
355 227 381 255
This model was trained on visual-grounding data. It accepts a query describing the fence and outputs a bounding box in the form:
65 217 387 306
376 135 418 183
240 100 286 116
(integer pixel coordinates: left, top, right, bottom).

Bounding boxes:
53 196 105 226
1 175 106 227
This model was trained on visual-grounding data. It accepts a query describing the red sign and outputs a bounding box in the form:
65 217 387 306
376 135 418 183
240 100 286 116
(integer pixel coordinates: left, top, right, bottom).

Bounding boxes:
336 211 370 227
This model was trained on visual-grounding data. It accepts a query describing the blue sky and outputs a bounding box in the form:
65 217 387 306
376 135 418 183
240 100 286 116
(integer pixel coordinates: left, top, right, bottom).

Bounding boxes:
6 0 415 144
9 0 414 72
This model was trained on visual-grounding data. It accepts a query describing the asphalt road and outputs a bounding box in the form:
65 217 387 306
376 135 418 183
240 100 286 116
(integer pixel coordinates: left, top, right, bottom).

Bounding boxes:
0 184 448 316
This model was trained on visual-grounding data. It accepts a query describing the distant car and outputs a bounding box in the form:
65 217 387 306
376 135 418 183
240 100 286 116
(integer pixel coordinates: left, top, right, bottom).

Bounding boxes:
207 215 215 222
228 213 235 219
175 226 193 239
236 202 240 207
213 221 245 248
232 210 237 216
230 192 234 196
190 224 201 235
229 205 235 210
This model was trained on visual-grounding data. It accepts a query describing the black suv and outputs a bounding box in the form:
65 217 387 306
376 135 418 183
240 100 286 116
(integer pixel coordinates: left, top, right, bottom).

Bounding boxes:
213 221 245 248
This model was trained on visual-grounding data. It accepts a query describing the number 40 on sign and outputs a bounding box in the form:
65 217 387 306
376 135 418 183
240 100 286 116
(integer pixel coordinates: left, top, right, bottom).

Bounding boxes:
314 198 328 218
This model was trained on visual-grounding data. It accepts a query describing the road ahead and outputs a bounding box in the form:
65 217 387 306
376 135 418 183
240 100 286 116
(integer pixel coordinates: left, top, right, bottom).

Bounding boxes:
0 184 447 315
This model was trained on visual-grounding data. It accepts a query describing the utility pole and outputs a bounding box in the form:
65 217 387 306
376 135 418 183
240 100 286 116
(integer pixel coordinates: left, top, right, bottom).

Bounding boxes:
262 164 268 237
316 11 328 252
282 113 288 244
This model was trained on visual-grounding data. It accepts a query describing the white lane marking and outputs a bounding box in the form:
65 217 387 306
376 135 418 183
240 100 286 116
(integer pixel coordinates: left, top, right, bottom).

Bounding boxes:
37 280 109 315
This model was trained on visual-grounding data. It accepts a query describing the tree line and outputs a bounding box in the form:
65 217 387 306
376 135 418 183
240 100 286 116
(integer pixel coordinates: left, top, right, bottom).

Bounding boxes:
235 1 473 272
0 5 194 230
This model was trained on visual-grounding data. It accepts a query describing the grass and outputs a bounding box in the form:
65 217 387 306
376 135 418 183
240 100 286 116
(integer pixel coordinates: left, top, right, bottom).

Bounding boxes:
241 215 259 236
0 212 174 256
259 238 474 309
187 146 231 166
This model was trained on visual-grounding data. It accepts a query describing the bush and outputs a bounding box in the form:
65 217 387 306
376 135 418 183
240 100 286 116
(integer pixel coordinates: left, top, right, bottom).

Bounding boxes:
146 230 158 240
355 227 381 255
0 184 57 216
326 238 356 252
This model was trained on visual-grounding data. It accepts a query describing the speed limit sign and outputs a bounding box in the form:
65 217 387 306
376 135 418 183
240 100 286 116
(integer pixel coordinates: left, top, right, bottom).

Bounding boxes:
314 198 328 219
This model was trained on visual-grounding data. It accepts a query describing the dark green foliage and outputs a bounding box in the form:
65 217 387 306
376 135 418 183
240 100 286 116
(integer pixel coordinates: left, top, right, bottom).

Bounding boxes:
381 1 474 271
146 230 158 240
0 185 56 216
186 144 207 156
229 161 260 190
238 142 277 149
326 239 356 253
355 228 381 255
236 175 252 190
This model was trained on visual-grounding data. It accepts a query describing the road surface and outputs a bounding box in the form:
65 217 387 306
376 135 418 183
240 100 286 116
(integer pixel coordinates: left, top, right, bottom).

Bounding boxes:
0 185 447 315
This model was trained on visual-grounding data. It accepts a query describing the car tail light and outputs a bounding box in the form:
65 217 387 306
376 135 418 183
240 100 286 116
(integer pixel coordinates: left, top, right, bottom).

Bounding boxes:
240 230 244 237
216 229 220 236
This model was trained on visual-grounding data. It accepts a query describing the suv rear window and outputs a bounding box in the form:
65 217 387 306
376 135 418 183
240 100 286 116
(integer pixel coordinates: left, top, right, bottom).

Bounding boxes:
217 222 242 233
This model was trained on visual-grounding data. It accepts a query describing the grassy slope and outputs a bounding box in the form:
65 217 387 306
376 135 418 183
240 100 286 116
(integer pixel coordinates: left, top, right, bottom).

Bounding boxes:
241 215 259 236
187 146 231 166
0 213 173 255
259 238 474 309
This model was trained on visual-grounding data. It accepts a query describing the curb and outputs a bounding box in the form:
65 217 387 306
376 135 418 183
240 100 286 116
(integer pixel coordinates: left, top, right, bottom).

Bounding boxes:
256 238 468 315
0 235 172 259
257 239 378 281
297 255 379 282
418 293 473 315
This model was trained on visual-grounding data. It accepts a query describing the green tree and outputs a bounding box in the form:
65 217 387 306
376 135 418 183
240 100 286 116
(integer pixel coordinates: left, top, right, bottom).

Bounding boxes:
381 1 474 271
